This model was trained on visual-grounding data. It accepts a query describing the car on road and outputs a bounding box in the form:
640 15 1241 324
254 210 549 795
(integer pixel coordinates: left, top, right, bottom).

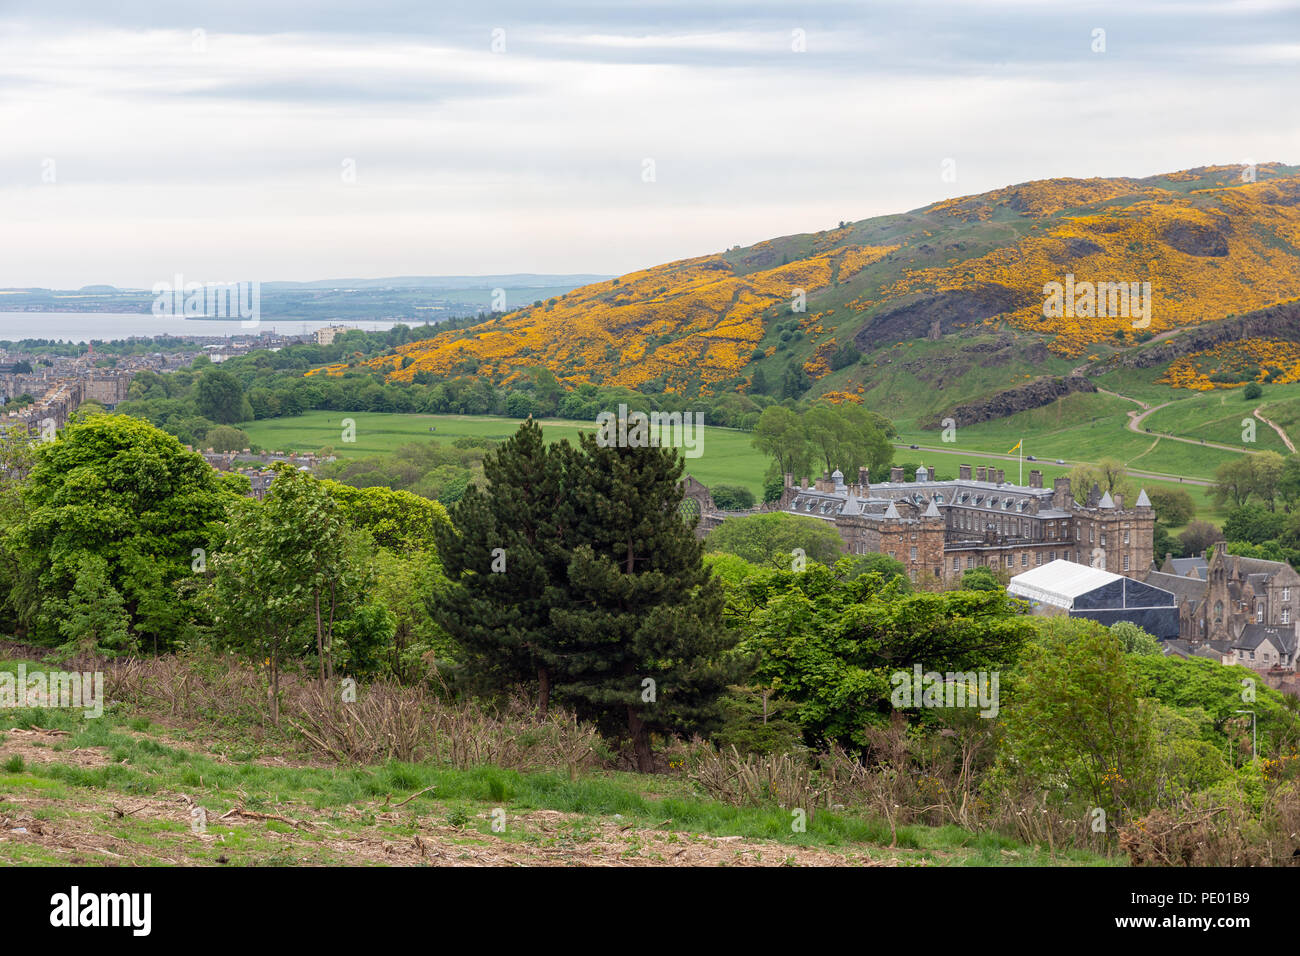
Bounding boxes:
1055 459 1065 465
1026 455 1037 461
909 444 919 449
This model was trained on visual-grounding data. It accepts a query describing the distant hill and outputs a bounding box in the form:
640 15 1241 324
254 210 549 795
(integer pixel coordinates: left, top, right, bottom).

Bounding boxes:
0 275 612 322
367 164 1300 413
261 275 612 291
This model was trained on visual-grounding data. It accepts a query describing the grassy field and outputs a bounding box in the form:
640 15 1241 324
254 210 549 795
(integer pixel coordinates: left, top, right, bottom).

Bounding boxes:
0 658 1112 867
241 405 1238 520
240 411 773 496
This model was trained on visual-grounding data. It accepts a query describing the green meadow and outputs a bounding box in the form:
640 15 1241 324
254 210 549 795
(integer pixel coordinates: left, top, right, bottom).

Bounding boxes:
240 411 773 496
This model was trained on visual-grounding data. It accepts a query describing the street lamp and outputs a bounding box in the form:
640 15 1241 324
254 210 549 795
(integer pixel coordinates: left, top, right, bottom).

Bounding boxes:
1234 709 1257 763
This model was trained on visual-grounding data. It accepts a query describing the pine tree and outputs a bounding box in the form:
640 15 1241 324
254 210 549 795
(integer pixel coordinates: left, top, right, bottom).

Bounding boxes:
433 419 572 714
552 435 739 772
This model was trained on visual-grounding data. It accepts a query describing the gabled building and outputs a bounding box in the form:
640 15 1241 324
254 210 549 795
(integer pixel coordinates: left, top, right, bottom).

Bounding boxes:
1230 624 1297 671
1143 548 1300 674
769 464 1155 586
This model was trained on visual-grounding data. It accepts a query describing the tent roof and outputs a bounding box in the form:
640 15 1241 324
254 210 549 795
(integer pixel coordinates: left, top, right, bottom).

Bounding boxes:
1008 559 1123 609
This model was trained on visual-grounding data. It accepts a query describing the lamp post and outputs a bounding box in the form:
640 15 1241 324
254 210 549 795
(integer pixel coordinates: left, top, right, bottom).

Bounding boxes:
1234 709 1257 763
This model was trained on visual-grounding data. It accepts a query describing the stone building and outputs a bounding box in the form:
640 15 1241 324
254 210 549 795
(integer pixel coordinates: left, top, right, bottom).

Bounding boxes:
767 463 1154 586
1144 549 1300 672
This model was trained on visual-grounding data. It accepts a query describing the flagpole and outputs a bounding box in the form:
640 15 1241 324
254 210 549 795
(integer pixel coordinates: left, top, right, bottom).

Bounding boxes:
1019 439 1023 486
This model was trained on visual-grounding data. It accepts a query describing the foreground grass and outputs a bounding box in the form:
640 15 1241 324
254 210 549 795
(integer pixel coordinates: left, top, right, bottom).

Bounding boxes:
0 664 1114 867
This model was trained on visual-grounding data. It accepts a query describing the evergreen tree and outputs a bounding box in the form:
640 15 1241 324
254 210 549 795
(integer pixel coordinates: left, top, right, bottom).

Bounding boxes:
552 435 739 771
432 419 572 714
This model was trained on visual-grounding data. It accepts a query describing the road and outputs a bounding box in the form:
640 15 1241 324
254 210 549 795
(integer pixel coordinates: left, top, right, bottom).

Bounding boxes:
891 443 1214 487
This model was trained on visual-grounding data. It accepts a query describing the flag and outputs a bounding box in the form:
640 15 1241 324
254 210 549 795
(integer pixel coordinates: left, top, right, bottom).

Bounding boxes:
1007 439 1022 454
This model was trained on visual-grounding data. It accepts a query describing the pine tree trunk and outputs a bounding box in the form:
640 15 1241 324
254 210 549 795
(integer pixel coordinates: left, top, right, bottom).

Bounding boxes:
538 667 551 718
627 706 654 773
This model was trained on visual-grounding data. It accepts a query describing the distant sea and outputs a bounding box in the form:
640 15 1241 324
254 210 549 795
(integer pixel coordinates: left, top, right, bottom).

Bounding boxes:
0 312 402 344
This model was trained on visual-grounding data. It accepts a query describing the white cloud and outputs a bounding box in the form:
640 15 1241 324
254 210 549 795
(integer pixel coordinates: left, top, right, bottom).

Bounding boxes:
0 6 1296 287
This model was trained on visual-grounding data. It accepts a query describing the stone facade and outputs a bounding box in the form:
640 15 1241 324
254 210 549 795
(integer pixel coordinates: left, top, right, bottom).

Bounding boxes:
1144 549 1300 672
760 463 1154 587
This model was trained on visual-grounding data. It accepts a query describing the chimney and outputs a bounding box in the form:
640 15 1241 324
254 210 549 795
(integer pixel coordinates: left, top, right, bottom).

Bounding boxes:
858 466 869 486
1029 469 1043 489
800 477 808 489
976 466 988 482
1053 476 1073 510
959 464 972 480
784 472 794 489
1114 493 1124 510
890 466 905 483
994 469 1005 484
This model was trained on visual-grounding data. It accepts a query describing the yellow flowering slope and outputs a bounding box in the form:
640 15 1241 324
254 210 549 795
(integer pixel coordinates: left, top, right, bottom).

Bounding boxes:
1160 339 1300 390
366 164 1300 387
368 245 895 390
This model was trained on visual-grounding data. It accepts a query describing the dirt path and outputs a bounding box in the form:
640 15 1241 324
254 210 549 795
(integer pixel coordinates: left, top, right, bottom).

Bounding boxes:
1254 406 1297 453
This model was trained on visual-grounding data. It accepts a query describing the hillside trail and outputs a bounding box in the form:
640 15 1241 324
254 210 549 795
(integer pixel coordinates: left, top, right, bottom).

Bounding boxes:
1096 386 1261 455
1254 406 1297 453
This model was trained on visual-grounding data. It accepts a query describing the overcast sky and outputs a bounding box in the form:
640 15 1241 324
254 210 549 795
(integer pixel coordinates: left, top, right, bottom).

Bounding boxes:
1 0 1297 288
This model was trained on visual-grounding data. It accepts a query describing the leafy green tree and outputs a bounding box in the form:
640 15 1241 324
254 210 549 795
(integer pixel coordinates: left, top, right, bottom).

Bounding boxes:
960 566 1001 592
1244 382 1263 400
743 564 1031 747
709 484 755 511
324 481 451 551
204 424 252 453
1213 457 1256 510
704 512 844 567
752 406 810 479
1178 520 1221 556
553 435 741 771
1147 488 1195 527
1223 504 1286 545
12 415 235 653
1001 619 1155 822
836 552 909 589
1109 621 1162 656
52 554 134 659
207 468 358 720
1069 458 1134 504
195 368 252 424
762 473 786 504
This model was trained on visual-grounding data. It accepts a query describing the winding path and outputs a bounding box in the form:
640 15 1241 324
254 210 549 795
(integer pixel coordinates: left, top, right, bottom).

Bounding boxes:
1254 406 1297 453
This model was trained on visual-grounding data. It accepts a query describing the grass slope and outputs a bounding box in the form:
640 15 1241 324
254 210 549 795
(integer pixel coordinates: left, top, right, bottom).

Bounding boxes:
0 659 1111 867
